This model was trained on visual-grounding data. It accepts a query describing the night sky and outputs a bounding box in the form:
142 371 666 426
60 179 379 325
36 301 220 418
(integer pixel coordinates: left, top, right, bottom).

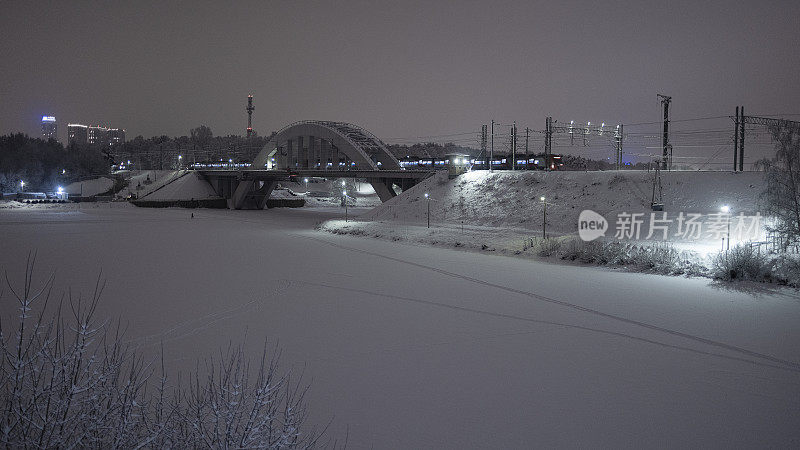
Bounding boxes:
2 0 799 151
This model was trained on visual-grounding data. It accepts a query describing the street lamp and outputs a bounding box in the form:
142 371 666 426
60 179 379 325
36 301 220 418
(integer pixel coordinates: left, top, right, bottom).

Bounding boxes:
20 180 24 192
304 178 309 193
540 196 547 239
721 205 731 251
342 190 348 222
424 193 430 228
178 154 182 169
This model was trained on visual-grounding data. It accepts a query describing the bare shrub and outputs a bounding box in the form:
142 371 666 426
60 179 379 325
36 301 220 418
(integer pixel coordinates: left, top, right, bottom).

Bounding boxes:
0 256 325 448
773 254 800 286
711 244 772 281
535 237 564 257
556 237 703 275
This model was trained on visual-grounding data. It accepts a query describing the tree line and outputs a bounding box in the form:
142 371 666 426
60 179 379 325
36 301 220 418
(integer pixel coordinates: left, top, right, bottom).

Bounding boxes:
0 134 109 192
115 126 272 170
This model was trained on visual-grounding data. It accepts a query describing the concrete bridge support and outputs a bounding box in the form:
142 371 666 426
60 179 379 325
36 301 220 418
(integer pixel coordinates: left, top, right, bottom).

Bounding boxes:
229 179 278 210
369 179 397 202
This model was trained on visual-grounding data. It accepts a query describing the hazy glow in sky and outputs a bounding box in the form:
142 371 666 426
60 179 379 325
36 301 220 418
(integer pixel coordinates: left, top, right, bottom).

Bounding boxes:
2 0 799 148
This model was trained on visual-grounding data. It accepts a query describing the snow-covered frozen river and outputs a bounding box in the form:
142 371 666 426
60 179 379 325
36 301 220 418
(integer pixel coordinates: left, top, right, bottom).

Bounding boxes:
1 204 799 448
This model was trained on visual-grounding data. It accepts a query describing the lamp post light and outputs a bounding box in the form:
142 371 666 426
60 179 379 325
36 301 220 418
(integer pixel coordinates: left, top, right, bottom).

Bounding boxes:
20 180 24 193
342 190 348 222
178 154 182 169
721 205 731 252
304 178 309 193
541 196 547 239
424 193 430 228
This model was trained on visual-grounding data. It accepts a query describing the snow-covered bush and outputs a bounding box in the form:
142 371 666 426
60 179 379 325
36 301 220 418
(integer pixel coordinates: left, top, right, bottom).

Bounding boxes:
772 254 800 286
0 258 324 448
711 244 772 281
556 238 703 275
535 237 564 257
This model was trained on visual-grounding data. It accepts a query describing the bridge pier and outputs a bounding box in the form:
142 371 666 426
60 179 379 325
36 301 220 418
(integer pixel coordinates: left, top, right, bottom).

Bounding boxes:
369 179 397 203
229 179 278 210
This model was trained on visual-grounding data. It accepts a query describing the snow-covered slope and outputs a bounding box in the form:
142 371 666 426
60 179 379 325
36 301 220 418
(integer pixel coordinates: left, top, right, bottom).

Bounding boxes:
138 171 220 201
64 177 114 197
117 170 185 199
364 170 765 234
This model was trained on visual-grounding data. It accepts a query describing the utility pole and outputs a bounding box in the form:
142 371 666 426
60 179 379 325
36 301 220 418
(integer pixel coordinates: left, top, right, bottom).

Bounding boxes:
733 106 739 171
490 120 494 173
658 94 672 170
615 124 623 170
545 117 553 171
511 122 517 170
480 124 487 170
525 127 530 170
739 105 745 172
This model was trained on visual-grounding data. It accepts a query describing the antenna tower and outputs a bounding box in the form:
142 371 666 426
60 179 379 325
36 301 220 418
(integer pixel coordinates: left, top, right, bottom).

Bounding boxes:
246 94 255 137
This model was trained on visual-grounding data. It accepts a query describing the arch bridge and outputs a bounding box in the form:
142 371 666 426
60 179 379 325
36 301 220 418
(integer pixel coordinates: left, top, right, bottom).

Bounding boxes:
200 121 434 209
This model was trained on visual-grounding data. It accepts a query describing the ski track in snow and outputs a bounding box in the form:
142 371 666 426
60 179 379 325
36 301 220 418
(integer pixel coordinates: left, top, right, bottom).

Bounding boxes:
289 279 800 374
294 232 800 372
124 280 292 350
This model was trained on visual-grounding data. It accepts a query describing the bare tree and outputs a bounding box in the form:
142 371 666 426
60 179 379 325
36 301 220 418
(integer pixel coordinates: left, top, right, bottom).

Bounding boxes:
0 256 325 448
758 122 800 250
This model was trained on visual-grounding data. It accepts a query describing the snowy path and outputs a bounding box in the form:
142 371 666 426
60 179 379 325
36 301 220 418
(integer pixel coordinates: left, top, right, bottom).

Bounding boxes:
0 204 798 448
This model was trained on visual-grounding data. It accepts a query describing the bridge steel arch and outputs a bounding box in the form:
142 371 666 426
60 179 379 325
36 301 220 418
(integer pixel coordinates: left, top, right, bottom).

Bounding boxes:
250 120 401 171
231 121 403 209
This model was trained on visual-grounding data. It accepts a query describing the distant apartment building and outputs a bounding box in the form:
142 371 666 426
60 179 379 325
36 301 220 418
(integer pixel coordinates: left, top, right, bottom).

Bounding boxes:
67 123 126 148
107 128 125 147
41 116 57 140
87 126 108 147
67 124 88 146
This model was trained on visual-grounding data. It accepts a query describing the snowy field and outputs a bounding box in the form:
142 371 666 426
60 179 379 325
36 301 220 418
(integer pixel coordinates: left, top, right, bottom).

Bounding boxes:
1 203 799 448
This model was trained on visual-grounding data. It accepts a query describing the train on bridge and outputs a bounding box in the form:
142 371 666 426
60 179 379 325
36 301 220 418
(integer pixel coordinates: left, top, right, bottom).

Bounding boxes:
398 154 563 171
